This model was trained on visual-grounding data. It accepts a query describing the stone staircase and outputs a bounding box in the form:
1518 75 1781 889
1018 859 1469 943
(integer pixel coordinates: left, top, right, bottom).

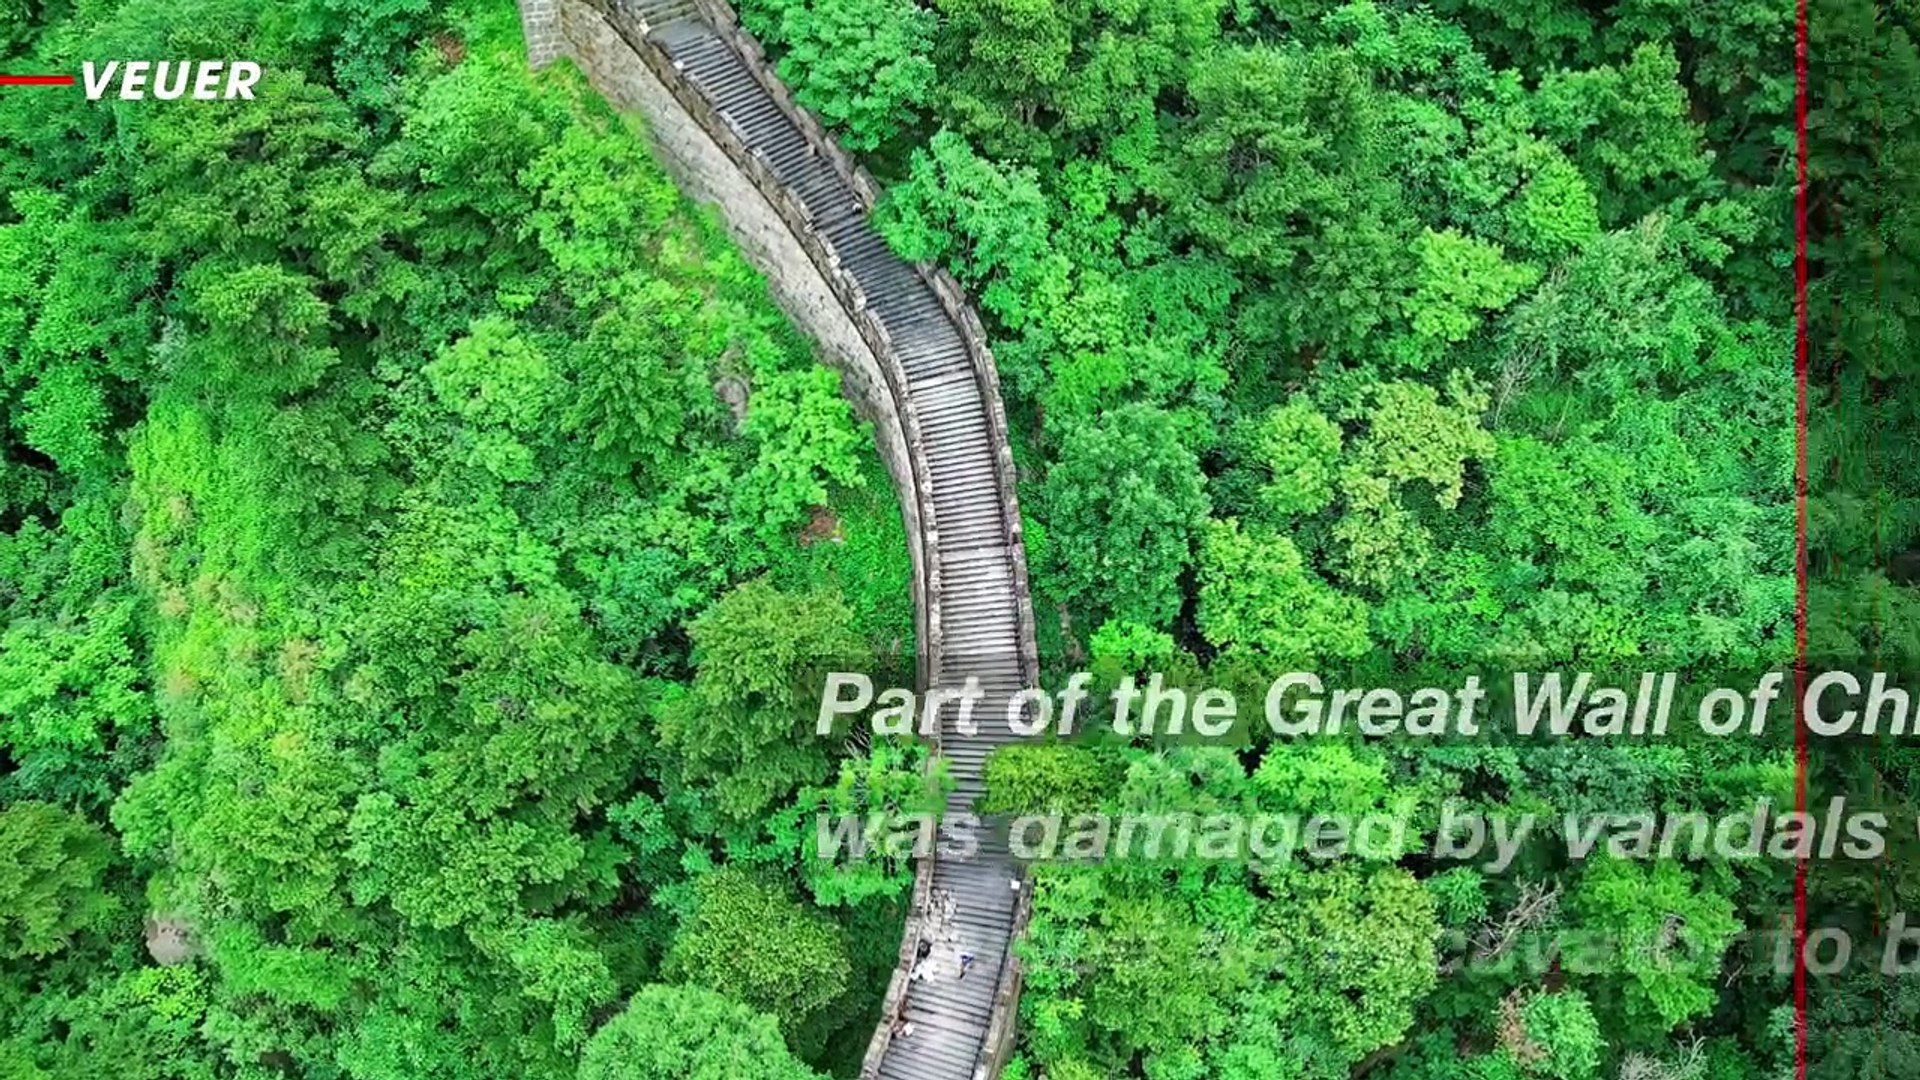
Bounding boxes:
520 1 1040 1076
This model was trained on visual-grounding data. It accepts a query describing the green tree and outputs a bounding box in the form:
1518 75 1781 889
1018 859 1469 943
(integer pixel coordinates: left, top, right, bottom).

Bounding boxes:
663 867 851 1038
1533 43 1709 224
578 984 825 1080
655 578 860 820
1568 859 1740 1041
1265 864 1440 1063
1395 227 1539 370
0 802 114 960
929 0 1224 158
1164 41 1412 364
778 740 944 907
1196 518 1369 664
1041 403 1207 629
749 0 935 151
1514 991 1604 1080
981 742 1126 814
1244 399 1342 519
878 129 1065 336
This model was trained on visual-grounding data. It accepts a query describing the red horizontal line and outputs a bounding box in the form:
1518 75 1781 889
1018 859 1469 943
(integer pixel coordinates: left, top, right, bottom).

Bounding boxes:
0 75 75 85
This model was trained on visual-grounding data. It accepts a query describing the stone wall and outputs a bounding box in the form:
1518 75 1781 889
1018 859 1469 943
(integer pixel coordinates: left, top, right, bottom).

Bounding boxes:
692 0 1039 684
514 2 1028 1075
519 0 562 68
540 0 933 676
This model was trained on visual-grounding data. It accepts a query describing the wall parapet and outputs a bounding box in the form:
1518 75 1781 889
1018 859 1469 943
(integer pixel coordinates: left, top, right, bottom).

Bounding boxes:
692 0 1038 694
520 0 563 67
520 1 1034 1075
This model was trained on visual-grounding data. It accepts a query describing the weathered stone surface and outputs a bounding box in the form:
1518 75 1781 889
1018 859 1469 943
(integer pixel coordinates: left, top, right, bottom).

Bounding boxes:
546 1 930 637
509 2 1036 1076
145 913 198 966
519 0 563 67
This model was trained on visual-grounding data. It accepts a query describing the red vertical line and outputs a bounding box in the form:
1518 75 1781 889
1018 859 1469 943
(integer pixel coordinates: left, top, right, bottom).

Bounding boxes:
1792 0 1810 1075
1870 33 1885 1080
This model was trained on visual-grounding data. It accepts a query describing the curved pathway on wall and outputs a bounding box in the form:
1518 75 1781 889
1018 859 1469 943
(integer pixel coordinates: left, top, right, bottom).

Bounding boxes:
519 1 1038 1077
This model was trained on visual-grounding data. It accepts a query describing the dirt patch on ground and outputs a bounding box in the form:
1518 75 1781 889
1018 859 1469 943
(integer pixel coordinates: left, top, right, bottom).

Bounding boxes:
800 505 843 546
145 914 199 966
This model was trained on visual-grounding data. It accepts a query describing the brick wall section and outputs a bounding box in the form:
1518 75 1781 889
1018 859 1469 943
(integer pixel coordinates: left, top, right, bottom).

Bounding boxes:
513 0 931 663
510 2 1031 1075
692 0 1039 685
519 0 563 68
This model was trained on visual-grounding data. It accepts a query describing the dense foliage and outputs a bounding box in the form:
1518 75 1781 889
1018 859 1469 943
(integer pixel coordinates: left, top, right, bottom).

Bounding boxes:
1 2 924 1077
4 0 1916 1076
737 0 1920 1075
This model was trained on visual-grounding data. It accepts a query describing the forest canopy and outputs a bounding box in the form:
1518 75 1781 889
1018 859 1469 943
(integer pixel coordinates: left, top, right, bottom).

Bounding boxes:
2 2 920 1077
4 0 1918 1078
741 0 1915 1074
